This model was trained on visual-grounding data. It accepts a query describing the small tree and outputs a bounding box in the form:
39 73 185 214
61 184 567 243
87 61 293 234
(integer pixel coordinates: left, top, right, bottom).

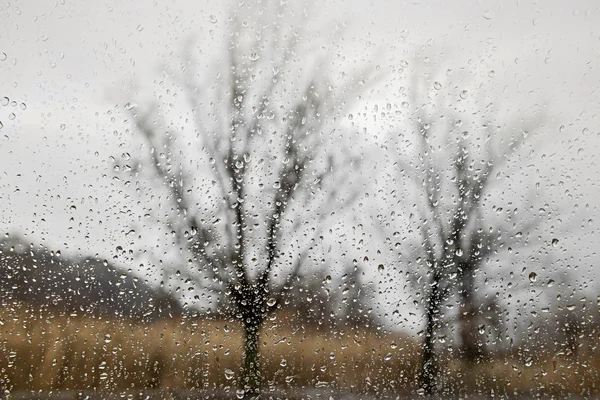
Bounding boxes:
384 62 544 394
120 3 374 395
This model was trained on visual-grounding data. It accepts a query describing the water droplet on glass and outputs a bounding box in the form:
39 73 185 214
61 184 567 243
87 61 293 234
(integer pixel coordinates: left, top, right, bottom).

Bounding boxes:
551 238 559 247
460 90 468 99
378 264 384 272
1 97 8 106
104 334 112 343
209 15 217 23
267 298 276 307
136 24 144 32
224 369 235 380
0 53 7 61
433 81 442 90
528 272 537 283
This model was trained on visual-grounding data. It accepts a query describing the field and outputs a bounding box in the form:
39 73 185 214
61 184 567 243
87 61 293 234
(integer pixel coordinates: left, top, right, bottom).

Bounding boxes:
1 301 599 398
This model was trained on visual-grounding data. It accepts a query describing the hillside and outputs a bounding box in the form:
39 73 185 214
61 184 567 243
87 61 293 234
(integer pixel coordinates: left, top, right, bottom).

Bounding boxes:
0 234 181 320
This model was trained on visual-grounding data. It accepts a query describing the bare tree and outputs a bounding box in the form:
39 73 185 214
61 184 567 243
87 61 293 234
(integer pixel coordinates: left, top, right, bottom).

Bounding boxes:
119 4 374 396
384 62 545 394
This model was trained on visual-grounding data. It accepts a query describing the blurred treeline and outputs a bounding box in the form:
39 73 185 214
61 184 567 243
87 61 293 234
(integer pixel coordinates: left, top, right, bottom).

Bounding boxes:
1 235 599 397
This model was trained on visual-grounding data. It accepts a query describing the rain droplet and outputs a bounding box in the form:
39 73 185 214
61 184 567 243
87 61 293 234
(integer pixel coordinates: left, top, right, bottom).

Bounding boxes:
528 272 537 283
267 298 276 307
460 90 468 99
433 81 442 90
378 264 384 272
551 238 559 247
1 97 8 106
209 15 217 24
224 369 235 380
104 334 112 343
0 53 7 61
136 24 144 32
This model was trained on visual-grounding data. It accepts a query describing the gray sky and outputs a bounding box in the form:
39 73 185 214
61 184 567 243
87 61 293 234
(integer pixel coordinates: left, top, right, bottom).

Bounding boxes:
1 0 599 329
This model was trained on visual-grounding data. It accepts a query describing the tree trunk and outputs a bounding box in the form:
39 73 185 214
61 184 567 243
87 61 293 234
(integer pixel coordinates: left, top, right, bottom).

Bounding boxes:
241 311 263 397
419 270 443 396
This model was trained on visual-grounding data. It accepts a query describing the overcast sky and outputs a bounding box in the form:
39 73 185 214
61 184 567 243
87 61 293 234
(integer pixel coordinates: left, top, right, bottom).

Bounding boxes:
1 0 599 328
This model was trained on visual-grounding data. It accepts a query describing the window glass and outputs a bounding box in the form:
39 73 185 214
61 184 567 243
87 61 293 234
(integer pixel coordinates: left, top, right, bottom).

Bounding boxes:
1 1 598 398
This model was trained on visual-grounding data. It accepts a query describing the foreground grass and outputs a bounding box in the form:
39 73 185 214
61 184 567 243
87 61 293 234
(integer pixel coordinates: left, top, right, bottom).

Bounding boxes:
0 301 598 398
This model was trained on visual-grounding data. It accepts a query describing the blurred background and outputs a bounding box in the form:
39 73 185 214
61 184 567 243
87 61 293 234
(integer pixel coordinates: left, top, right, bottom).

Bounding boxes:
1 0 599 398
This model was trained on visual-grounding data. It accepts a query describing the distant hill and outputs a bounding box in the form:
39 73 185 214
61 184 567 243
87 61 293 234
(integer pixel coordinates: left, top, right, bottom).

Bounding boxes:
0 235 182 320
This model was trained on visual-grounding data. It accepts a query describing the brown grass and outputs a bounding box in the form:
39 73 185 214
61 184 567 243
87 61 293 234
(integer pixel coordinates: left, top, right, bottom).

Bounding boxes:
0 301 598 397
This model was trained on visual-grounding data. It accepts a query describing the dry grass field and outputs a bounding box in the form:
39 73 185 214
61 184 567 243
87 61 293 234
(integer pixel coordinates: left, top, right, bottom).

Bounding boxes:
0 301 598 398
